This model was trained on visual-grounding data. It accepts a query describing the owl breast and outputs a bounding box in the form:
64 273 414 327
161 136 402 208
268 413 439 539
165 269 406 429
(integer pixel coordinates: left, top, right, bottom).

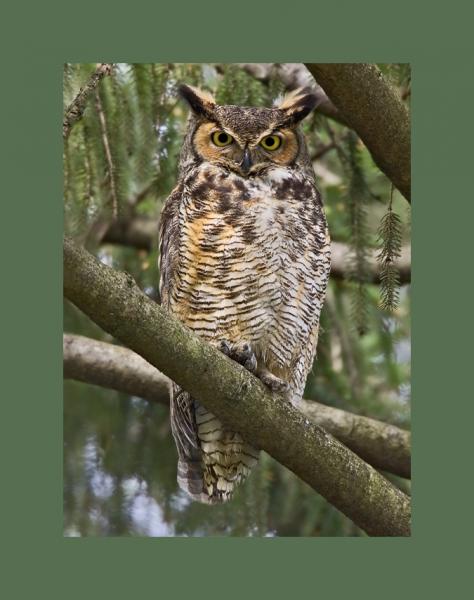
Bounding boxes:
169 163 330 398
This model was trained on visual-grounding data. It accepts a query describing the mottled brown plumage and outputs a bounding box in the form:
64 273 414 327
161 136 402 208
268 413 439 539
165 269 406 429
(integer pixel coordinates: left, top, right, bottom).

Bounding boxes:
159 84 331 503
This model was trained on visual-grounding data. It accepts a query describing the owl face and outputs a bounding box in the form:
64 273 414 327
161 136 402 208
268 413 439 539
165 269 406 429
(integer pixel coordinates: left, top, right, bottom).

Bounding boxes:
179 84 318 177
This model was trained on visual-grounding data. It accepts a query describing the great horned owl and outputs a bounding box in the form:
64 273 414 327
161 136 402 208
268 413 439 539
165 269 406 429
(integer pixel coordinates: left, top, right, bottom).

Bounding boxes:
159 83 331 504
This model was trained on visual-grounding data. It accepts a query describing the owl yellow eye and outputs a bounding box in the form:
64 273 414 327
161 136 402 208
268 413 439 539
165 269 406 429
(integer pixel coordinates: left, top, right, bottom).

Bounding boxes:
260 135 282 151
211 131 233 147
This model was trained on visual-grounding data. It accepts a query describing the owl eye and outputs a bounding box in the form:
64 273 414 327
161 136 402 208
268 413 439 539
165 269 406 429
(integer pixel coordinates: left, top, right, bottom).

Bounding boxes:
211 131 233 147
260 135 282 151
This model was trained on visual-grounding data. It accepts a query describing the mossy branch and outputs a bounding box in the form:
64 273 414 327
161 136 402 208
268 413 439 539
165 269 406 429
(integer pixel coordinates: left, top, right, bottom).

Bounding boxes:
63 333 411 479
63 236 411 536
305 63 411 202
63 63 114 140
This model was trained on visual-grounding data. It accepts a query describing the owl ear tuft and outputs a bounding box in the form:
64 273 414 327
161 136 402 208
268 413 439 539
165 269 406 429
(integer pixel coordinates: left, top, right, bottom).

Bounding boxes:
276 87 320 125
178 84 216 119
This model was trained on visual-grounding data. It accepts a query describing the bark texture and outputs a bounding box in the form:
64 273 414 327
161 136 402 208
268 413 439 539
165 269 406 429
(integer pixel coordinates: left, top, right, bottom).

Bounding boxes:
63 333 170 403
63 333 411 478
63 63 114 139
63 236 411 536
300 399 410 479
305 63 411 202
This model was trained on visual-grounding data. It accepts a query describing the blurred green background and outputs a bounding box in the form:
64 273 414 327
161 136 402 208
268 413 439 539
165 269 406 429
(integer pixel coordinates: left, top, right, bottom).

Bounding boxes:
63 63 411 537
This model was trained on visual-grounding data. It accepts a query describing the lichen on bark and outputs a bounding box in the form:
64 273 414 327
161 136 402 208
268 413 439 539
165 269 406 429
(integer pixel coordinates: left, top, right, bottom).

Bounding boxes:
63 236 411 536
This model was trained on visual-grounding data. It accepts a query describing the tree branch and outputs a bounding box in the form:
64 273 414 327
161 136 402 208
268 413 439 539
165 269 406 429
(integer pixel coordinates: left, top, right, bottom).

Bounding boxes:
63 63 114 140
102 217 411 284
63 236 410 536
63 333 411 479
304 64 411 202
103 216 158 251
299 399 410 479
234 63 347 125
63 333 170 403
95 88 118 218
331 241 411 284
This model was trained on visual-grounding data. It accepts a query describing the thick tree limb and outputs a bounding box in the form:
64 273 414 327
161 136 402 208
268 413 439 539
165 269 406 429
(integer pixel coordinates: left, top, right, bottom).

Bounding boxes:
299 399 410 479
304 64 411 202
63 63 114 139
63 333 411 479
63 236 410 536
103 217 411 284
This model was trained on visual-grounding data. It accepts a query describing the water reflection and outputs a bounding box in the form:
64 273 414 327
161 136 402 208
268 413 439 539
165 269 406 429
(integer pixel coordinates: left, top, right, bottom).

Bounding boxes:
63 380 362 537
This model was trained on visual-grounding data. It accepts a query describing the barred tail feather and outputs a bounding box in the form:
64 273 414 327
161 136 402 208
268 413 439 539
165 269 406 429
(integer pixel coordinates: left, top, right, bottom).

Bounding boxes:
176 458 211 504
177 457 252 505
171 383 259 503
174 401 259 504
177 453 259 505
196 403 259 503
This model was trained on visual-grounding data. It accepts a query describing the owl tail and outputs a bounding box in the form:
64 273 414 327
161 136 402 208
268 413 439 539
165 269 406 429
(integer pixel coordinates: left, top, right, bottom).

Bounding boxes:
177 458 244 505
176 406 259 504
177 454 258 505
176 457 211 504
192 403 259 504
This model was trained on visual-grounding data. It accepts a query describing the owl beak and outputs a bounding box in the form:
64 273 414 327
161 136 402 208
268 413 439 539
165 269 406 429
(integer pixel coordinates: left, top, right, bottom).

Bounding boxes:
240 148 253 175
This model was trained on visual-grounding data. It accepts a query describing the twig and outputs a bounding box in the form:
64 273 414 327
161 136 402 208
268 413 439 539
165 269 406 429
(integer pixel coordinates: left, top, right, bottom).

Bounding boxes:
63 63 114 139
311 141 336 161
95 88 118 219
131 179 157 208
232 63 347 125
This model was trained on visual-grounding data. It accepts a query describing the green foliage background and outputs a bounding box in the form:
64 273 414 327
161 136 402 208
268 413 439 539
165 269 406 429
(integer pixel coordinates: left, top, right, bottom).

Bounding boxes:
63 63 411 537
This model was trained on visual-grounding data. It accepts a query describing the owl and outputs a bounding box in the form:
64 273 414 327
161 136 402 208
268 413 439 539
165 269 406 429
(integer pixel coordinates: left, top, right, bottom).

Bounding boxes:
159 83 331 504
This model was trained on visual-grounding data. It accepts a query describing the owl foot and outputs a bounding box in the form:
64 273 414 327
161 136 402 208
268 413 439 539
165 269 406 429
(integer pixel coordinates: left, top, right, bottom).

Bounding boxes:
257 370 290 395
219 340 257 374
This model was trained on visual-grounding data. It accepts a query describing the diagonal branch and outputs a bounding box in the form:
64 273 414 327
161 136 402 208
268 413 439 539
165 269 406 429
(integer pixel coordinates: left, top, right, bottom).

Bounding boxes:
63 333 411 479
299 398 410 480
305 64 411 202
63 236 410 536
63 63 114 140
95 88 119 218
63 333 170 404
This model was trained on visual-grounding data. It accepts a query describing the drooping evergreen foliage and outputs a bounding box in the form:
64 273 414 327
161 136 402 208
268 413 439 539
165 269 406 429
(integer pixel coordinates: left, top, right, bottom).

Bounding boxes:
63 63 411 537
345 131 372 335
378 188 404 311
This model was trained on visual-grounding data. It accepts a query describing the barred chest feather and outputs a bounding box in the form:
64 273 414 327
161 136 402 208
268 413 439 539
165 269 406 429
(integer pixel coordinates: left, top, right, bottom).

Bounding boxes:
171 163 329 392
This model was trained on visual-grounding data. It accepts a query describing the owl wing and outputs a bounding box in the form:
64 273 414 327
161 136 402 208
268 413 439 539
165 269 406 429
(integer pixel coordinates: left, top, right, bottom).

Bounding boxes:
159 184 201 459
158 184 182 310
288 185 332 401
300 204 331 394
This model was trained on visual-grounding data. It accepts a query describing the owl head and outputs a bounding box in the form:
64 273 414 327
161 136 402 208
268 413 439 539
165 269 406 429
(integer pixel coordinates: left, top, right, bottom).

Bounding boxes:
178 84 319 177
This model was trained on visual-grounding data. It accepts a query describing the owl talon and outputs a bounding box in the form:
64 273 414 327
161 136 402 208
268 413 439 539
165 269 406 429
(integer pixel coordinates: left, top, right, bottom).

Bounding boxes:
219 340 233 356
258 371 290 394
219 340 257 374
